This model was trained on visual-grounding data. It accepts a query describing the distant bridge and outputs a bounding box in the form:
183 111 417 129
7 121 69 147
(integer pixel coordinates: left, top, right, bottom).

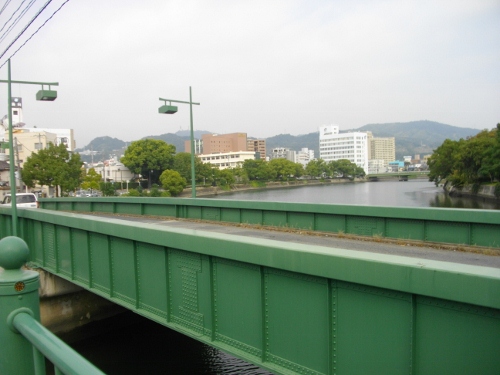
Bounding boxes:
366 171 430 181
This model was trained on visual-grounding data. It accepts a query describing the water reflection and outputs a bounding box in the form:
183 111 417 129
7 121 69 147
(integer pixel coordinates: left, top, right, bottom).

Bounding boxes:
69 312 274 375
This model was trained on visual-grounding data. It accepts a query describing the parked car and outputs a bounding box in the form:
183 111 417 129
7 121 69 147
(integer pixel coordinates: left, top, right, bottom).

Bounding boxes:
1 193 39 208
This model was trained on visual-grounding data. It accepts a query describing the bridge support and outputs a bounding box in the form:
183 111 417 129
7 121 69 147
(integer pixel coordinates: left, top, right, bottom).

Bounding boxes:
35 268 125 336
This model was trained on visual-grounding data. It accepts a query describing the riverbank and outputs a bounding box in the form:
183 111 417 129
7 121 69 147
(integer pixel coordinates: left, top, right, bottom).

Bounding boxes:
445 183 500 201
178 178 365 198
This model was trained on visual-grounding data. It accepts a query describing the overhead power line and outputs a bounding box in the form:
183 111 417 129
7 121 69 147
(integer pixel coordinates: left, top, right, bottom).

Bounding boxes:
0 0 12 17
0 0 52 63
0 0 38 45
0 0 71 69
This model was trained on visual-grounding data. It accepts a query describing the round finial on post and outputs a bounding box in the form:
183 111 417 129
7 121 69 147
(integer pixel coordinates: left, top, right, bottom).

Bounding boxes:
0 236 29 270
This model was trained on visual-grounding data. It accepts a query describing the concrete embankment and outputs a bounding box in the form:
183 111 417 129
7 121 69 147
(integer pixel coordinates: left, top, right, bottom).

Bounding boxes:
445 183 500 201
179 178 364 198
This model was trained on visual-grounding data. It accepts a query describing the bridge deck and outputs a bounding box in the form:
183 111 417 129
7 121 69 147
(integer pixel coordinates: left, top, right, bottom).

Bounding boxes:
89 213 500 269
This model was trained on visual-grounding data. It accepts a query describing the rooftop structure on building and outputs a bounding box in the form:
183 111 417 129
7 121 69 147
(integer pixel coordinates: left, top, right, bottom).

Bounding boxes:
319 125 369 174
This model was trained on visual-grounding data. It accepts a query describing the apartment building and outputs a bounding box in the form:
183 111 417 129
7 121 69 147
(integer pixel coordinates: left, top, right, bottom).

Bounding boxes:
247 138 266 158
367 132 395 165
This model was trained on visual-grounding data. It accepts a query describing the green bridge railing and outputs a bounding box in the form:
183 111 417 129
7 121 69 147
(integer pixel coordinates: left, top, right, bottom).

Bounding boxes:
0 236 105 375
1 207 499 375
40 197 500 248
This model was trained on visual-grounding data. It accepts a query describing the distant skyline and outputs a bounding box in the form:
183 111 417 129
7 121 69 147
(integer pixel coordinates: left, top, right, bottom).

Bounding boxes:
0 1 498 148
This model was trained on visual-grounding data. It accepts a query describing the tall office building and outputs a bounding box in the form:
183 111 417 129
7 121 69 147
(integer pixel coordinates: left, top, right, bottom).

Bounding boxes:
319 125 369 174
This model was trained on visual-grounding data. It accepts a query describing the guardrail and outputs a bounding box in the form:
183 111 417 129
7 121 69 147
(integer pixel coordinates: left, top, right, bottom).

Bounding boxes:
39 197 500 248
0 236 105 375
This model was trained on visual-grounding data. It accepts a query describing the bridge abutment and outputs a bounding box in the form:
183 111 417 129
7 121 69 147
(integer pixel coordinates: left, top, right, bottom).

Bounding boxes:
34 269 125 337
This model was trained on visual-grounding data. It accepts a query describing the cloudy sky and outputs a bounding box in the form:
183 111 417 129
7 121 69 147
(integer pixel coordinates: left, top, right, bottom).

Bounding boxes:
0 0 498 148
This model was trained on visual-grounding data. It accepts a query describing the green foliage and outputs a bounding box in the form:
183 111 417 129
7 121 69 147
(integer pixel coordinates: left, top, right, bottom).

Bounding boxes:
159 169 187 196
231 166 248 184
268 158 303 181
250 180 266 188
428 125 500 187
327 159 362 178
495 183 500 198
149 185 162 197
214 169 236 186
173 152 208 183
121 139 176 186
125 188 141 197
81 168 102 191
242 159 273 181
305 159 328 178
100 182 116 196
21 143 83 197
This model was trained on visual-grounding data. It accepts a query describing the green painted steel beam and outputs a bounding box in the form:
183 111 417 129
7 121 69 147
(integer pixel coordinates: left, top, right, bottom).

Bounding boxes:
1 208 499 375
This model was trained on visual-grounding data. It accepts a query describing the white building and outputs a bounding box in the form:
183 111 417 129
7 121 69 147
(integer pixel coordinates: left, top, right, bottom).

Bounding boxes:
199 151 256 169
295 148 314 166
270 147 296 162
319 125 369 174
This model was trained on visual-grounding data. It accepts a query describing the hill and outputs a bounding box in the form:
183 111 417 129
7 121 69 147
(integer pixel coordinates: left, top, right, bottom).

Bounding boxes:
77 121 482 162
352 120 479 159
265 133 319 156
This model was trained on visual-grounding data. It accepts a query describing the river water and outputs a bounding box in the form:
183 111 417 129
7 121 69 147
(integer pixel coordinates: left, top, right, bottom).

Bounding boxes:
211 180 500 210
63 180 498 375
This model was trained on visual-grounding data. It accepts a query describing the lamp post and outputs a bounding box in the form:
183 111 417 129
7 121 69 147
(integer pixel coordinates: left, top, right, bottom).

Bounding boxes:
0 59 58 236
158 87 200 198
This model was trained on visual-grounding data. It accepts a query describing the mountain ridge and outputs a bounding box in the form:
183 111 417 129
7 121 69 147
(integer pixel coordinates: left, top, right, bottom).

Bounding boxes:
76 120 482 162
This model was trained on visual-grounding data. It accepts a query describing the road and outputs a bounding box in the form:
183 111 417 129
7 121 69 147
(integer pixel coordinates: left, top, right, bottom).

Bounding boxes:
88 213 500 269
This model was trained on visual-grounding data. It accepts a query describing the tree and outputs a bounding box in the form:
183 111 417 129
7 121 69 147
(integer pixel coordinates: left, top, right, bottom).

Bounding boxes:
427 139 461 186
268 159 293 181
305 159 328 178
121 139 176 186
173 152 207 183
214 169 235 186
21 143 83 197
242 159 273 181
160 169 187 196
328 159 358 178
428 125 500 186
81 168 102 192
100 182 116 196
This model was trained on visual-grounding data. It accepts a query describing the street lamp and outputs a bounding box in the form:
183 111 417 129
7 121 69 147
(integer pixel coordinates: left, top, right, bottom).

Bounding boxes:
158 87 200 198
0 59 58 236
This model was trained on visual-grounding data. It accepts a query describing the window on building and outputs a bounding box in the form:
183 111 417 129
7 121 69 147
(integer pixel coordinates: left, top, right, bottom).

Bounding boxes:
35 142 43 150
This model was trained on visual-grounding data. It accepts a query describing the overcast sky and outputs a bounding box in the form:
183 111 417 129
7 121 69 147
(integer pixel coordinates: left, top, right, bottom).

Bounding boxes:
0 0 498 148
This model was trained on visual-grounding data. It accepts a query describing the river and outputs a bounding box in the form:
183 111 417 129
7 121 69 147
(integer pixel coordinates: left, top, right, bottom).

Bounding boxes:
210 180 500 210
62 180 498 375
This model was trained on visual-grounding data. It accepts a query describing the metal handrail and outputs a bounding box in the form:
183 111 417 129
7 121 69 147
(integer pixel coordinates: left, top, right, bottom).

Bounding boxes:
0 236 106 375
10 310 105 375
